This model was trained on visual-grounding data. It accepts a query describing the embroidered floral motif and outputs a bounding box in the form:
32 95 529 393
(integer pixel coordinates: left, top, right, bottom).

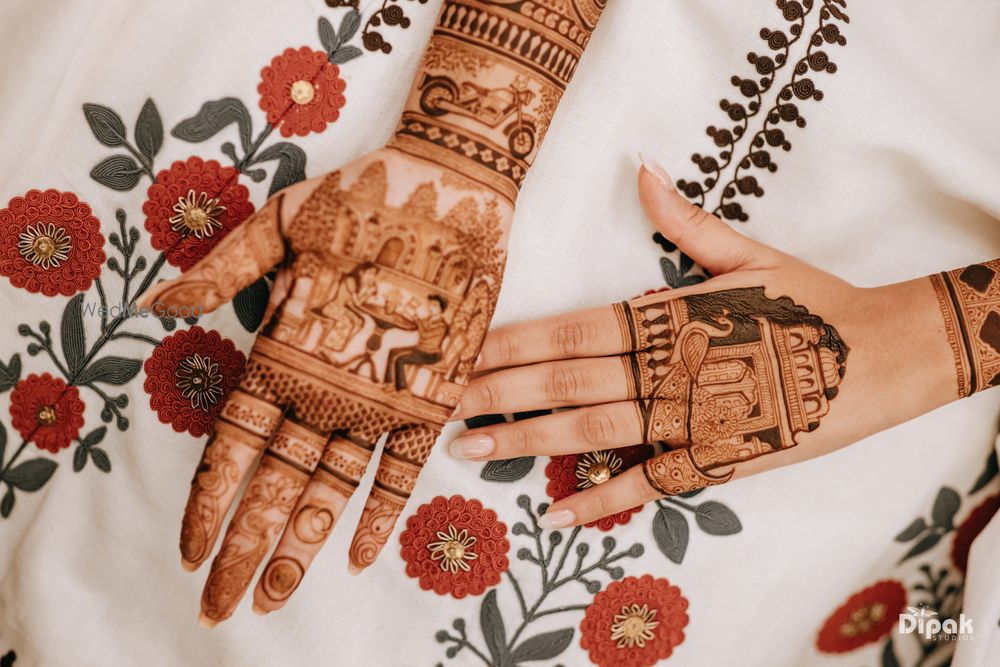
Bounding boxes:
10 373 86 453
580 575 689 667
143 157 255 271
258 47 347 138
0 189 106 296
951 493 1000 573
546 446 653 531
143 327 246 437
400 494 509 598
815 580 906 653
676 0 849 223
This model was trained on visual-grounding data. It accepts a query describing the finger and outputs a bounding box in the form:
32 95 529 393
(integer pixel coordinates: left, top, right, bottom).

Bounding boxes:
449 401 692 460
538 448 732 528
199 418 326 626
139 194 287 315
179 388 282 571
454 356 632 418
252 433 377 614
638 154 777 275
348 423 440 574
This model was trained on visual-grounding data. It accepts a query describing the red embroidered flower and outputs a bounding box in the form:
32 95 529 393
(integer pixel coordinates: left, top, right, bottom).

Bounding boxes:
546 446 653 531
400 495 510 599
951 493 1000 573
143 157 255 271
816 580 907 653
0 189 105 296
580 575 689 667
10 373 86 453
143 327 246 437
258 46 347 137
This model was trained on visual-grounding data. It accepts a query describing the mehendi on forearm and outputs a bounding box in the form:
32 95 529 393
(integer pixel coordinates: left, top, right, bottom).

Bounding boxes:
930 258 1000 398
389 0 608 202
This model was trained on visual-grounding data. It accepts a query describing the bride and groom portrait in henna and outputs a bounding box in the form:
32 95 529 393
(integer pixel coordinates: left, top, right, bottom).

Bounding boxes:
127 0 1000 633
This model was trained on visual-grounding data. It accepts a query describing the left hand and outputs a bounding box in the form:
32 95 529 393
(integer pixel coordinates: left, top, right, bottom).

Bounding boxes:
448 156 955 529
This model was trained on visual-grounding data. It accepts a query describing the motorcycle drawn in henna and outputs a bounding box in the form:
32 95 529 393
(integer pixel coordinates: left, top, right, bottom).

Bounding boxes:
418 74 538 159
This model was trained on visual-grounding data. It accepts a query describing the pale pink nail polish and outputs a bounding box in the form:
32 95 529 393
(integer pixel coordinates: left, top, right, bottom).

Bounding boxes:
537 509 575 530
638 152 674 191
449 434 495 459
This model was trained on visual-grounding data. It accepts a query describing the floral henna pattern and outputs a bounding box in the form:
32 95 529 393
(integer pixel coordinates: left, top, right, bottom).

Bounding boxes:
0 189 106 296
930 259 1000 397
611 286 848 495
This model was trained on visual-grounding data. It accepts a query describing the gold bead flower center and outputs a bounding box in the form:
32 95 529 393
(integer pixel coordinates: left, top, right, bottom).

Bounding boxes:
575 450 623 489
428 524 478 573
170 189 226 239
610 603 659 649
290 80 316 105
176 354 224 411
18 222 72 269
840 602 886 637
36 405 58 426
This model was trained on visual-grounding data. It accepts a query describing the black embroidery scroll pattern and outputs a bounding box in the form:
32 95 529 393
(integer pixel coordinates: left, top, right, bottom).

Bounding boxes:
676 0 849 223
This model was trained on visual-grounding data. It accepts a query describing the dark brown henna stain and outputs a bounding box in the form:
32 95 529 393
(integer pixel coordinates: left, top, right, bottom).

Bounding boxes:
614 287 848 493
388 0 608 201
260 557 305 603
931 259 1000 396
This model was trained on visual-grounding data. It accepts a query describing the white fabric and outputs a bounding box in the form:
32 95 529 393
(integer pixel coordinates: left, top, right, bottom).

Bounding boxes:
0 1 998 666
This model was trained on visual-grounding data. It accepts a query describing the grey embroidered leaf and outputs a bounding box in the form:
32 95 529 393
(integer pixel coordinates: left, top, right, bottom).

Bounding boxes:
233 277 271 332
480 589 508 665
90 155 142 191
694 500 742 536
931 486 960 530
653 505 689 564
331 45 363 64
134 98 164 160
481 457 534 483
0 353 21 393
6 458 58 492
172 97 253 153
894 517 927 543
318 16 340 55
255 141 307 196
510 628 574 663
76 357 142 386
61 294 86 375
83 103 128 147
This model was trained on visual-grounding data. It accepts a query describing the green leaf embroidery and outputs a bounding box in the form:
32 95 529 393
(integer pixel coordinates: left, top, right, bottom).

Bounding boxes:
82 103 128 147
694 500 742 536
0 353 21 393
894 517 927 542
931 486 960 530
90 155 142 191
480 589 508 665
172 97 253 153
6 458 58 492
481 457 534 483
510 628 574 663
60 294 87 375
134 98 164 161
76 357 142 385
653 505 689 564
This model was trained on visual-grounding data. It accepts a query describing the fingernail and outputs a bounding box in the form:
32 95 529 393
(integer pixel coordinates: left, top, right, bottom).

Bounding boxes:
638 152 674 191
474 353 483 369
198 612 219 629
537 509 575 530
450 401 463 419
251 603 268 616
347 563 363 576
448 434 495 459
180 556 199 573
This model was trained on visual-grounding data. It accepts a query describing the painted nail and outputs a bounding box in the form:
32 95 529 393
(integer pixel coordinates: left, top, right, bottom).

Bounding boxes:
198 612 219 629
537 509 575 530
638 152 674 191
448 434 495 459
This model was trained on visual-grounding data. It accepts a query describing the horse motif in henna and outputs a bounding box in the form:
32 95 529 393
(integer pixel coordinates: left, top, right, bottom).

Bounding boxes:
614 287 849 496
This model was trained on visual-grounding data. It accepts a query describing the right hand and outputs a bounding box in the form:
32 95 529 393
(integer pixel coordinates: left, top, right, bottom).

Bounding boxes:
141 147 513 624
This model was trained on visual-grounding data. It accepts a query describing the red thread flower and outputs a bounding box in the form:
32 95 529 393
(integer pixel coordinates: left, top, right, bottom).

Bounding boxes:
143 327 246 437
0 189 105 296
400 495 510 599
546 446 653 531
10 373 86 453
951 493 1000 573
143 157 254 271
816 580 906 653
258 46 347 137
580 575 689 667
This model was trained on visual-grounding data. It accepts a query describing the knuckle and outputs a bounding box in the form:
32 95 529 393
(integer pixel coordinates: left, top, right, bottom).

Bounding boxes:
543 366 580 403
552 320 587 357
481 381 503 411
576 409 616 447
507 426 532 455
588 490 611 520
495 332 519 367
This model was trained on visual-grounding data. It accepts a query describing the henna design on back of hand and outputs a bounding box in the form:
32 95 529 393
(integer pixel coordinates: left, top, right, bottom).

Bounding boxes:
613 286 849 496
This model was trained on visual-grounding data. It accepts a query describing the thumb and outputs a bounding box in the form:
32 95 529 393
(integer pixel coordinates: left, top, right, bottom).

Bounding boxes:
637 154 775 276
138 193 287 315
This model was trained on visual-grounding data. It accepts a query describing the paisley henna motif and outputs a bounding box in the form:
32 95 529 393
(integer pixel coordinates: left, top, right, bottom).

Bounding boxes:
615 287 849 494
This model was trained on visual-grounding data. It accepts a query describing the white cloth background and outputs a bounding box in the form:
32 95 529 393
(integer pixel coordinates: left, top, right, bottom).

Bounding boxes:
0 1 998 666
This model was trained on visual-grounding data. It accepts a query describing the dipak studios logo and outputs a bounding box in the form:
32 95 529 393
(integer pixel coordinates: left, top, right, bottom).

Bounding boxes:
898 606 973 642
